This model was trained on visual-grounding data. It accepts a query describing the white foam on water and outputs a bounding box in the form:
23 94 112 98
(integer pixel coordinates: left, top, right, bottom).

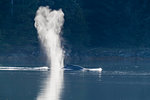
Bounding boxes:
0 66 49 71
85 68 103 72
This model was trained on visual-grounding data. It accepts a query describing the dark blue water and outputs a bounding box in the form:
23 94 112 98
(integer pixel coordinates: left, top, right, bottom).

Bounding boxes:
0 68 150 100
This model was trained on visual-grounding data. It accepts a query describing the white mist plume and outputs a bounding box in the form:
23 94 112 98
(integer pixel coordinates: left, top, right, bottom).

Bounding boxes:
35 6 64 100
34 6 64 70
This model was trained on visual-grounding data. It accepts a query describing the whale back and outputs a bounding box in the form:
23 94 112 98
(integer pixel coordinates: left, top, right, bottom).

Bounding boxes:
64 64 84 70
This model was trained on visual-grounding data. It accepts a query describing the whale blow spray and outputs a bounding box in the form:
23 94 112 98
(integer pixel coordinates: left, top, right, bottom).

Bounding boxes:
34 6 64 70
35 6 64 100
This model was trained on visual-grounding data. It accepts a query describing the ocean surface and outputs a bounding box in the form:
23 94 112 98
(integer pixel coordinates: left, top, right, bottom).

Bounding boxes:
0 65 150 100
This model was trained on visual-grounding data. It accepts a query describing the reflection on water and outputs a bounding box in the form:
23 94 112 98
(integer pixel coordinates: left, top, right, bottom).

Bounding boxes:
37 70 64 100
1 68 150 100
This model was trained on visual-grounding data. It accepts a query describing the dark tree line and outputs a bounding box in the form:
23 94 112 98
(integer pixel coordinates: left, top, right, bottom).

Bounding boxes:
1 0 150 55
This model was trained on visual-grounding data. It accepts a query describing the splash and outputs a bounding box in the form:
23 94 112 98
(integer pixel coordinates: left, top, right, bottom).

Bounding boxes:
34 6 64 70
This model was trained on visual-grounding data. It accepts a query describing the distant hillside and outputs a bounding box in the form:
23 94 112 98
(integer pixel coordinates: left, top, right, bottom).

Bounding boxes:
1 0 150 65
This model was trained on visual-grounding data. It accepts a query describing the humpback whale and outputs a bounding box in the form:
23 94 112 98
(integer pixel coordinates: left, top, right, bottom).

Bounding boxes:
63 64 102 72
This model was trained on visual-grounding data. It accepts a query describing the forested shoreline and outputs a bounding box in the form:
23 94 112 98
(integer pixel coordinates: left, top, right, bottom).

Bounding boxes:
1 0 150 65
